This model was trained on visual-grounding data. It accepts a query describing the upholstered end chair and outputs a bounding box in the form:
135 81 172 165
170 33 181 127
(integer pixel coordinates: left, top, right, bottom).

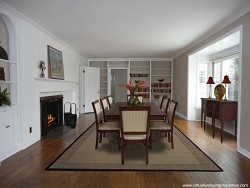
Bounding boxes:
92 100 120 149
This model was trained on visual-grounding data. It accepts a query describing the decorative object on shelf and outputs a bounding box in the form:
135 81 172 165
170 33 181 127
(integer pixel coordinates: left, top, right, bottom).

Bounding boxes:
214 84 226 100
39 60 46 78
222 75 231 100
0 67 5 81
47 45 64 80
0 41 8 60
157 78 164 82
0 87 11 106
206 76 215 98
119 80 147 106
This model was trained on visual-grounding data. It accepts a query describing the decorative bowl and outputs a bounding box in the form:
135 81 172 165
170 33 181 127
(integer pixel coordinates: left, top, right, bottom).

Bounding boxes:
157 78 164 82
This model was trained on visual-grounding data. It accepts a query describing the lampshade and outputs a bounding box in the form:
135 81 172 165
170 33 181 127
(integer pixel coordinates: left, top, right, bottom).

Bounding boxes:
206 77 215 84
222 75 231 84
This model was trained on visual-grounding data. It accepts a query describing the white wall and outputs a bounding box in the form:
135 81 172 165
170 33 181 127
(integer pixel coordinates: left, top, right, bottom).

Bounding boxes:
0 2 88 152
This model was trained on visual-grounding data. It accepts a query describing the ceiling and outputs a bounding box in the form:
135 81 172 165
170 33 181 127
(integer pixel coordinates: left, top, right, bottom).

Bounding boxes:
2 0 250 58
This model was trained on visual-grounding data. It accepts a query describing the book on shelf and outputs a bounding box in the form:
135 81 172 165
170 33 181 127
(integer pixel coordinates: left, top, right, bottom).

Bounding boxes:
130 73 149 77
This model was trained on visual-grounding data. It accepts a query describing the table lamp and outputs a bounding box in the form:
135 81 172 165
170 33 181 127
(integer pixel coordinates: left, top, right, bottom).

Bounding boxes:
222 75 231 100
206 76 215 98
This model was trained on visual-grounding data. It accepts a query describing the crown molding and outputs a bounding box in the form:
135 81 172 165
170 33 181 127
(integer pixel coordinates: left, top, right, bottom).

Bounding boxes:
173 3 250 59
0 0 89 60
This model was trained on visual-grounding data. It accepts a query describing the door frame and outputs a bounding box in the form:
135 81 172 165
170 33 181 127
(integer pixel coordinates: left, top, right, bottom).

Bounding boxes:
108 67 129 96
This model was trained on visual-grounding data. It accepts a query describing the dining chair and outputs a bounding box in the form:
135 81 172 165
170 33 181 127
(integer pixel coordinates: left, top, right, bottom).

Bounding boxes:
161 97 170 114
149 100 178 149
107 95 113 109
92 100 120 149
137 94 143 103
159 95 167 109
100 97 109 122
119 106 151 164
150 97 170 122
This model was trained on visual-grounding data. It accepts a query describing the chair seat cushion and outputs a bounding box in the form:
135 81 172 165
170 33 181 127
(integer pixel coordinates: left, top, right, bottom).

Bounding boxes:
149 121 171 131
99 121 120 131
124 134 146 140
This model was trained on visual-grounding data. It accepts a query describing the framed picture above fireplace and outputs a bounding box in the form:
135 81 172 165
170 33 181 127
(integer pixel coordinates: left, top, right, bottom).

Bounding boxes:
47 45 64 80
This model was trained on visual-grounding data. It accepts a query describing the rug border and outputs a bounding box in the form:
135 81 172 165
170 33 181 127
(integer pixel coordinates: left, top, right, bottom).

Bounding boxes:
45 123 223 172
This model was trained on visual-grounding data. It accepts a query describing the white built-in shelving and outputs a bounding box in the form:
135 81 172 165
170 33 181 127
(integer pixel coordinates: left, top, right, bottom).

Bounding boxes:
88 59 173 103
0 58 18 107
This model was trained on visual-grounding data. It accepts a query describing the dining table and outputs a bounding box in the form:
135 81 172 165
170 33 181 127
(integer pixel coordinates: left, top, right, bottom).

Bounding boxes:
105 102 165 121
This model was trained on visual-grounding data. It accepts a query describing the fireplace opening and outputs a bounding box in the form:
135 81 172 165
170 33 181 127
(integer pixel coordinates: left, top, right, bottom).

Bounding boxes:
40 95 63 136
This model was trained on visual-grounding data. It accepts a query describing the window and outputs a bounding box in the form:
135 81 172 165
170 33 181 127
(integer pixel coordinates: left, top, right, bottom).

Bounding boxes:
196 64 208 107
196 54 239 107
213 56 239 100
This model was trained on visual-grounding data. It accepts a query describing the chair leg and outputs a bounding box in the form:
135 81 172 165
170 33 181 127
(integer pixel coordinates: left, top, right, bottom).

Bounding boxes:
146 141 149 164
171 132 174 149
149 131 153 149
121 142 124 164
99 132 102 143
95 132 99 149
165 132 168 137
117 132 120 150
168 132 170 142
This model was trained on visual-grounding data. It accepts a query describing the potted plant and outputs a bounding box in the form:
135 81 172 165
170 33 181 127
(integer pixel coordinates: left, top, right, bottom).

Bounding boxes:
0 87 11 106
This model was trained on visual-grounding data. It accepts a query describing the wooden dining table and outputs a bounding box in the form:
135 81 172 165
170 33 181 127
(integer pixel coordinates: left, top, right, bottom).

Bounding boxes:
105 102 165 121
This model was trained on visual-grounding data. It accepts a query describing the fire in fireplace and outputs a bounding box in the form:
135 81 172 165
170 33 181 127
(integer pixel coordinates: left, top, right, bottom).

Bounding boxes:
40 95 63 136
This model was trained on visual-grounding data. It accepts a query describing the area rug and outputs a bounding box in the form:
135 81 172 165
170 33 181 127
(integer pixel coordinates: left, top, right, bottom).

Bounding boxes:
46 124 222 171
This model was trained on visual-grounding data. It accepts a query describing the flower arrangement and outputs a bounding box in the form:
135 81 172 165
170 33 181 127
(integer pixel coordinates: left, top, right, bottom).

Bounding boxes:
118 80 147 96
118 80 147 105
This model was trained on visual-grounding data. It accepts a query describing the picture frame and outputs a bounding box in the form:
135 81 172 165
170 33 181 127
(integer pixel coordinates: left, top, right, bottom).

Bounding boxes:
47 45 64 80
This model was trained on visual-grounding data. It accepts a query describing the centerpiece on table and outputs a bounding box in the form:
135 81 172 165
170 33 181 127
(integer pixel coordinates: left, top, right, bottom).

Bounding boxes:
118 80 147 106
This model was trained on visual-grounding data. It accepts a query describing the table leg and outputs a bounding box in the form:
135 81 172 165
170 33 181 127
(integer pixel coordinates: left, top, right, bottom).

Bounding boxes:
221 121 224 143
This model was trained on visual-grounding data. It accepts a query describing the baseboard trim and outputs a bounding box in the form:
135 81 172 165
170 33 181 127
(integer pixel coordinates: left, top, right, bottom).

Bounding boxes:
176 111 187 120
238 146 250 159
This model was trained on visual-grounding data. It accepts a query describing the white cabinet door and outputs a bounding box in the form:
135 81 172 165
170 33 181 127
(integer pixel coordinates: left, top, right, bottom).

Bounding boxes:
79 66 100 113
0 109 19 161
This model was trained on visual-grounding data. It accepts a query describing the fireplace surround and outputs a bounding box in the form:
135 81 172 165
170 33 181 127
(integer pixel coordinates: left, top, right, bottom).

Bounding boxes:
40 95 63 136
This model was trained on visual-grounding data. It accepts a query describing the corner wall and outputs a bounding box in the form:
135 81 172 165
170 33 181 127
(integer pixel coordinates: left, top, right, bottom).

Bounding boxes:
173 11 250 158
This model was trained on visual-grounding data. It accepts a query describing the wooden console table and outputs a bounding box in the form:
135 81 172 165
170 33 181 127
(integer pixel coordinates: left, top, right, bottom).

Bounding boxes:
201 98 238 143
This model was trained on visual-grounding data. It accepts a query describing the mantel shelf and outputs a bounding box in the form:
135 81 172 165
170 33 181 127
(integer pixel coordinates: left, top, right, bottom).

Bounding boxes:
34 77 78 84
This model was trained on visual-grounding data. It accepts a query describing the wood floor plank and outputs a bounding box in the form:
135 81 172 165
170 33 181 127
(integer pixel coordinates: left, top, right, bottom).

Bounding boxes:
0 114 250 188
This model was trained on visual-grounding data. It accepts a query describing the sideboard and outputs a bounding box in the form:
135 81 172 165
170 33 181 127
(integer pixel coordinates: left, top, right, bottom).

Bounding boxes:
201 98 238 143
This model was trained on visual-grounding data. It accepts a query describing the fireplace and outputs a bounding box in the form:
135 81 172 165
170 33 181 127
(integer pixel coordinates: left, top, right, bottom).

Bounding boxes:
40 95 63 136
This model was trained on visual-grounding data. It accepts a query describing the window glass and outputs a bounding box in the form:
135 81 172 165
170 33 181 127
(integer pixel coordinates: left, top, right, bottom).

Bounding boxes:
214 62 221 83
222 57 239 100
196 64 207 106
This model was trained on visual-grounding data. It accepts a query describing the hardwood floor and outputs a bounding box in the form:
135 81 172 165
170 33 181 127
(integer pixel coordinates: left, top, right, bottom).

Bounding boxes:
0 114 250 188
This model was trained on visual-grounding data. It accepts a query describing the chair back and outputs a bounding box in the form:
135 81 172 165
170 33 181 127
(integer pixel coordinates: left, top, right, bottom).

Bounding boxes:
92 100 103 125
137 95 143 103
166 100 178 127
159 95 167 109
127 94 143 103
119 106 150 135
161 98 170 114
100 97 109 121
107 95 113 108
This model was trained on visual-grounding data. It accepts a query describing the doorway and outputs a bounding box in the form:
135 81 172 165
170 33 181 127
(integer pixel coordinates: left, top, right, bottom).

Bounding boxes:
111 69 127 102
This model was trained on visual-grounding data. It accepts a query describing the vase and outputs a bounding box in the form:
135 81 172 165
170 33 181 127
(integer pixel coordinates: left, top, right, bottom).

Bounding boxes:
128 95 141 106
